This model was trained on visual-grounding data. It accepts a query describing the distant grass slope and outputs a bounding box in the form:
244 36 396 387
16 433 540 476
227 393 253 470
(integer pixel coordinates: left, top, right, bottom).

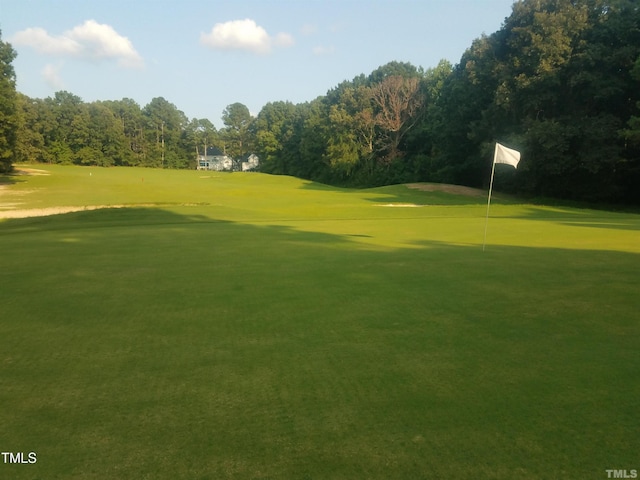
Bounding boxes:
1 165 639 479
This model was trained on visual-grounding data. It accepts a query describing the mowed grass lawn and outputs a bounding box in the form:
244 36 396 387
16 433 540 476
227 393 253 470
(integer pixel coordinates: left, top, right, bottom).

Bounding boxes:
1 165 639 479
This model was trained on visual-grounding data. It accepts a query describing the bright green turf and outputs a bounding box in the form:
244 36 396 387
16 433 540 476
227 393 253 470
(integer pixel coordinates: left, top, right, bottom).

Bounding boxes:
1 165 639 479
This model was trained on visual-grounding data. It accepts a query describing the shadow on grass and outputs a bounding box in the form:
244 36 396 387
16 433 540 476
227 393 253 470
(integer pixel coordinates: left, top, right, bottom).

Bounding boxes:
1 206 639 479
515 206 640 231
298 179 516 207
0 173 26 186
362 186 489 206
298 179 353 193
0 206 214 235
2 203 639 250
557 220 640 231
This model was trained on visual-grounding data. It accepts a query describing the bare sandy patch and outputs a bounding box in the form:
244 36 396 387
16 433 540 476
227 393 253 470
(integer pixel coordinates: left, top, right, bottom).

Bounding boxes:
0 203 208 219
375 203 423 208
14 168 51 176
0 205 128 219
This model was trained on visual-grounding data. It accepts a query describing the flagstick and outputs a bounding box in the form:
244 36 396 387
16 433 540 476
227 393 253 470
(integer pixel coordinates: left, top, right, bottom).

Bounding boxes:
482 145 498 252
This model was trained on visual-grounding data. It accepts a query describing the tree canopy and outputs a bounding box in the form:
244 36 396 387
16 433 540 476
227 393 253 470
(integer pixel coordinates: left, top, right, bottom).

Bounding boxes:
0 30 18 174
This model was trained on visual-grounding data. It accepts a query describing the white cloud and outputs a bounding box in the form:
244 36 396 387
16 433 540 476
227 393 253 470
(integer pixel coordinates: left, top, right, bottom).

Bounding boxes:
12 20 143 68
12 27 80 56
69 20 143 67
42 63 64 89
200 19 294 54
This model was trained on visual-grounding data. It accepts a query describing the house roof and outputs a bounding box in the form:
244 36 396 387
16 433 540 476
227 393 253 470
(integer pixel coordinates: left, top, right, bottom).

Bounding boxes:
205 146 226 156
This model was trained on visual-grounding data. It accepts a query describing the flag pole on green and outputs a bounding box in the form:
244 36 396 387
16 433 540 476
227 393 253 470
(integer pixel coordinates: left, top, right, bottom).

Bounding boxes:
483 142 521 251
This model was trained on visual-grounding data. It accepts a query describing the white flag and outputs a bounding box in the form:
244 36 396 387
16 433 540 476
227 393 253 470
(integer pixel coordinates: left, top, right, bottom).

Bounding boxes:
494 142 521 168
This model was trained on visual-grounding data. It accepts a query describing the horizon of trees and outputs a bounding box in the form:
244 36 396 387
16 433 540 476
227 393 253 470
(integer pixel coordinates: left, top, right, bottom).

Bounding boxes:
2 0 640 204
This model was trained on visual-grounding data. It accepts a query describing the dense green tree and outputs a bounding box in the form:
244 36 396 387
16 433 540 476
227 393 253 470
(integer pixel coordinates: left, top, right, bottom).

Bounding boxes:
368 61 423 83
426 0 640 202
261 100 328 180
87 103 127 166
428 36 498 187
45 91 84 144
68 106 92 154
188 118 218 157
301 62 430 185
142 97 188 168
252 101 296 173
297 99 331 181
15 94 48 164
323 85 376 179
503 0 640 200
103 98 147 165
0 30 18 173
400 60 454 182
623 57 640 146
221 102 252 158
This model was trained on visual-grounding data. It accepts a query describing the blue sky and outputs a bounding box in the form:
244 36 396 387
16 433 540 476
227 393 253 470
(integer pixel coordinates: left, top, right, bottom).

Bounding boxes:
2 0 515 128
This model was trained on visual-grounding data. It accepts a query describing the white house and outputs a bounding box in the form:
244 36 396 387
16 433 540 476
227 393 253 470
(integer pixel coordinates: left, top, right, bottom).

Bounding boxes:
241 153 260 172
197 147 233 171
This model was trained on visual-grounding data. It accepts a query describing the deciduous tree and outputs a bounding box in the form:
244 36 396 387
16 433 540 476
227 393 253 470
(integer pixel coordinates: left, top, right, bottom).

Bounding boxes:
142 97 188 168
370 75 425 163
221 102 253 159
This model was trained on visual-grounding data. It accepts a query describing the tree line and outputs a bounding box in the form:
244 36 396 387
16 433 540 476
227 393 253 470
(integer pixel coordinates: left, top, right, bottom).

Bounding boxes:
2 0 640 204
12 92 236 170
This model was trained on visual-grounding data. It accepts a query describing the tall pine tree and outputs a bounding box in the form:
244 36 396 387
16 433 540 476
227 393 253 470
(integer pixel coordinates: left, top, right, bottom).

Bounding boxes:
0 30 18 174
